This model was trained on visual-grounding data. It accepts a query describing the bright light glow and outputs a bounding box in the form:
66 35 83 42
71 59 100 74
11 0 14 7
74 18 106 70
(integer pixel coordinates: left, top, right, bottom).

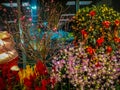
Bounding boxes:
0 39 4 46
1 2 29 7
26 7 30 10
31 6 37 9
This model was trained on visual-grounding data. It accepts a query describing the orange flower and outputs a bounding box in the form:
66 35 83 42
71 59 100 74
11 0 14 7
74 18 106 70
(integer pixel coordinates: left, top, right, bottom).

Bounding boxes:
114 19 120 26
114 37 120 43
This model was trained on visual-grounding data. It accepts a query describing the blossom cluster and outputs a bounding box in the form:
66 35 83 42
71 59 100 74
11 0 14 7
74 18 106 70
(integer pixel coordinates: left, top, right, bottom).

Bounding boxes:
72 5 120 53
0 60 53 90
18 60 51 90
51 43 120 89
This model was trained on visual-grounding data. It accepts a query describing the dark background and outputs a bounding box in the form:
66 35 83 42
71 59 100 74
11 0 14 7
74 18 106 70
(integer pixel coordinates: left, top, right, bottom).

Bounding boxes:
0 0 120 12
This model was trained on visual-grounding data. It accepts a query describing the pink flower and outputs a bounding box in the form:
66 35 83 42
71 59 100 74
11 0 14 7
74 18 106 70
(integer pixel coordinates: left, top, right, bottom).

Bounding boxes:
29 18 32 21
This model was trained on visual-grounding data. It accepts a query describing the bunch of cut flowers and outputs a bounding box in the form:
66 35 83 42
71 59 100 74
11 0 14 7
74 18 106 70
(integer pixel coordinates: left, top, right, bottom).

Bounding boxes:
18 60 53 90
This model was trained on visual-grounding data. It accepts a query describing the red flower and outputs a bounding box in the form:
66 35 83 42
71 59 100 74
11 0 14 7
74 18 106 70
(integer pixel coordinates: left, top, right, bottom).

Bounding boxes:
96 37 104 46
30 73 36 81
89 10 96 17
81 29 87 38
41 79 48 87
86 47 95 55
35 79 49 90
106 46 112 53
73 40 78 46
114 19 120 26
102 21 110 28
39 86 46 90
114 37 120 43
95 62 101 67
35 60 48 75
35 86 42 90
24 78 32 88
0 77 5 90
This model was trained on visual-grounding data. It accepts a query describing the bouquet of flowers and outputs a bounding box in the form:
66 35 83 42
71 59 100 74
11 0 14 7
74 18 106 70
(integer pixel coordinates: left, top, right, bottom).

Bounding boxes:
18 60 52 90
72 5 120 53
51 43 120 90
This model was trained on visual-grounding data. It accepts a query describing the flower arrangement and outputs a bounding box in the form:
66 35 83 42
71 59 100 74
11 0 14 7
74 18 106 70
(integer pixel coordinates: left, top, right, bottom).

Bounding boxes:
72 5 120 53
51 43 120 90
0 60 53 90
18 60 52 90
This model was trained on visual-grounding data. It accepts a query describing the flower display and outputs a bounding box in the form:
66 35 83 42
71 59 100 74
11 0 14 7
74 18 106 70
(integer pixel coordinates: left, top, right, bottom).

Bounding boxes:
0 64 20 90
18 60 51 90
0 60 52 90
72 5 120 53
51 43 120 89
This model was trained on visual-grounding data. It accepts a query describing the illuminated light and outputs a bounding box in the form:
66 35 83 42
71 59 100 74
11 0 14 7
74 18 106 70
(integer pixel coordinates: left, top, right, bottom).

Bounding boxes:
66 1 92 5
1 2 29 7
53 27 57 32
31 6 37 9
26 7 30 10
29 18 32 21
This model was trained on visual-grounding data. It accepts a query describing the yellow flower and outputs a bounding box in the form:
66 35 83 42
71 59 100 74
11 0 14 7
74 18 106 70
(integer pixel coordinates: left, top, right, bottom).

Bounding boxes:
25 65 34 79
18 71 24 84
18 65 35 84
